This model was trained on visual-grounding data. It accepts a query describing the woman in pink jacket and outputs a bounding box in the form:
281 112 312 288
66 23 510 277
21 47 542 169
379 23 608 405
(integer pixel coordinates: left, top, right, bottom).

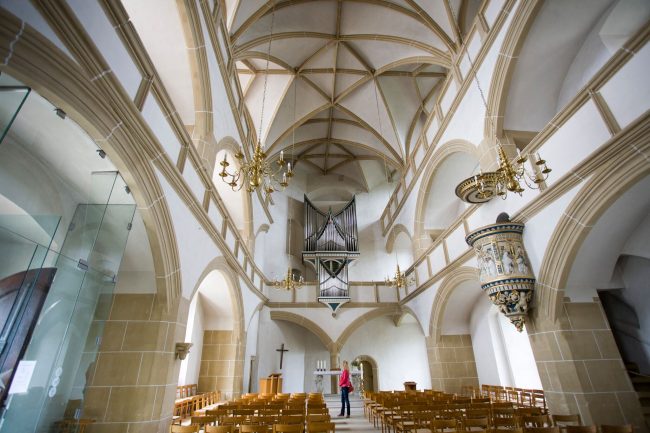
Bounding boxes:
338 360 351 418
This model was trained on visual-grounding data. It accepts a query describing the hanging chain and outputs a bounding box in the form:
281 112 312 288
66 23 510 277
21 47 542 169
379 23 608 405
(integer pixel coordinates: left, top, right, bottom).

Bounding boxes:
258 1 276 147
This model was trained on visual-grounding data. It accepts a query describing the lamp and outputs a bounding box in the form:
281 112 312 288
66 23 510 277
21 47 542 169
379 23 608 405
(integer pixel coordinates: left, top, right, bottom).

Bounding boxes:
273 214 304 291
385 263 412 290
386 263 413 290
219 2 293 194
455 145 552 203
274 266 304 291
452 10 551 204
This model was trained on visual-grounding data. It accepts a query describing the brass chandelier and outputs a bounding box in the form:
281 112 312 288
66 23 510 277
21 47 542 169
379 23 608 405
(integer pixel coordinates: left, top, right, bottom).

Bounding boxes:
219 145 292 194
385 264 409 290
219 2 293 195
451 7 551 204
274 179 303 291
455 145 551 203
274 266 304 291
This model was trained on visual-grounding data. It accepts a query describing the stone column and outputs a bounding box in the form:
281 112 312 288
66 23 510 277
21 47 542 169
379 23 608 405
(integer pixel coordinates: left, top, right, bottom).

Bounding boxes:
528 300 646 430
82 293 189 433
199 330 242 399
330 351 339 395
426 334 479 394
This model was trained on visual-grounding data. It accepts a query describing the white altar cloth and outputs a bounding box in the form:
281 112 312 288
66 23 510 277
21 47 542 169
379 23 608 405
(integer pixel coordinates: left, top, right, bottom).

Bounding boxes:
312 370 361 395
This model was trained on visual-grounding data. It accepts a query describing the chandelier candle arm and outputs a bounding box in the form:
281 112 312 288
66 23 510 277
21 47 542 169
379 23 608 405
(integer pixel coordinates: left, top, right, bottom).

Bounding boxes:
218 2 293 195
455 144 552 203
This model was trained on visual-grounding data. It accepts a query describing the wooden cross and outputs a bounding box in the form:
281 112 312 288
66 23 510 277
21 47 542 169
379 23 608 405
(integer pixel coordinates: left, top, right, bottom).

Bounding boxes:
276 343 289 369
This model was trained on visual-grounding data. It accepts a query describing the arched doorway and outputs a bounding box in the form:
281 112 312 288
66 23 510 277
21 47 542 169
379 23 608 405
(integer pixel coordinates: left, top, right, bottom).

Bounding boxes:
354 355 378 393
181 258 246 401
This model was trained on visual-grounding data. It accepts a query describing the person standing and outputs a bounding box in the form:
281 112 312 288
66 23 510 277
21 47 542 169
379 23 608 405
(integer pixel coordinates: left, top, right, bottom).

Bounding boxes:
338 360 351 418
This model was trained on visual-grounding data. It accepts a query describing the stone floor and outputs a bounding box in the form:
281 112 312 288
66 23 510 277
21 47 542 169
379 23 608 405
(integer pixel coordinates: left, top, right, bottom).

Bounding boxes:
326 395 375 433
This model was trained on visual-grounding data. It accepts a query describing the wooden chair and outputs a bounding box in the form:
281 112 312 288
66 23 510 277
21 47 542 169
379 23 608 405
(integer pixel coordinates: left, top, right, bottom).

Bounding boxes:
493 418 518 430
191 415 217 428
552 415 582 428
522 415 552 428
206 426 234 433
307 422 335 433
462 417 489 432
307 414 331 423
523 427 559 433
283 409 304 416
170 426 200 433
466 409 490 419
430 419 459 433
600 426 634 433
273 424 304 433
241 425 271 433
278 415 305 425
563 427 596 433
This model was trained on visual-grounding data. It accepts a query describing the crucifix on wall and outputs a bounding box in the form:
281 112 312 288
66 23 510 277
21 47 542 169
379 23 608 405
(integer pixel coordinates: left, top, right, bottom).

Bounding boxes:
276 343 289 369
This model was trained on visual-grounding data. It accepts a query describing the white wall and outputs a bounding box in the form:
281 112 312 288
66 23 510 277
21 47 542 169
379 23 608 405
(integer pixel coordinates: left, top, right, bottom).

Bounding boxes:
339 315 431 391
469 298 541 388
243 309 260 393
498 313 542 389
255 308 330 393
470 299 501 386
179 293 205 385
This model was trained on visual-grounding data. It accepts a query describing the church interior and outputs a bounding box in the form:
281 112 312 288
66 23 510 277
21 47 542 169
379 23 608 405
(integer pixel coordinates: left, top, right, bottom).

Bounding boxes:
0 0 649 432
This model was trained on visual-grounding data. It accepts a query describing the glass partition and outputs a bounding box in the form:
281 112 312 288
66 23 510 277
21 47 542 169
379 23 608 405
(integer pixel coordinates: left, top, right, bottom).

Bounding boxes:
0 171 136 432
0 85 30 146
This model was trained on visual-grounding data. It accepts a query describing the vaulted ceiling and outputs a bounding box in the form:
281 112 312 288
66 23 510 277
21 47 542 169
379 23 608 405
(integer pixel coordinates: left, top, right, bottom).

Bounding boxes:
226 0 479 189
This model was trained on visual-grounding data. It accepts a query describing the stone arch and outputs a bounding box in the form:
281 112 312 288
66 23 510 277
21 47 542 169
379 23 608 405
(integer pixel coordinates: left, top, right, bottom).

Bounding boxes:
394 305 426 335
213 136 254 247
413 140 480 255
353 354 379 393
335 306 402 350
177 1 212 137
484 1 542 138
269 311 335 352
0 18 181 307
190 256 247 396
429 266 480 341
385 223 413 253
190 256 246 338
536 142 650 322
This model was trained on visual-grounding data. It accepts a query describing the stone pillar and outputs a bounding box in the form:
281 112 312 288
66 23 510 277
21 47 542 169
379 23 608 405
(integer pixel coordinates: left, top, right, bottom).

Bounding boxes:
330 351 339 395
528 300 646 431
426 334 479 394
82 293 189 433
199 330 240 399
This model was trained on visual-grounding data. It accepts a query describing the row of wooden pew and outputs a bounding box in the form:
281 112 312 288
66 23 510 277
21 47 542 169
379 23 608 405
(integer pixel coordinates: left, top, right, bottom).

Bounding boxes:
362 389 636 433
171 392 336 433
174 391 222 421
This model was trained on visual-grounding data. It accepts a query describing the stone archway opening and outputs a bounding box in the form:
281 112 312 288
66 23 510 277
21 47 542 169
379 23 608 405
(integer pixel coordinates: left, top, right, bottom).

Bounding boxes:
353 355 379 394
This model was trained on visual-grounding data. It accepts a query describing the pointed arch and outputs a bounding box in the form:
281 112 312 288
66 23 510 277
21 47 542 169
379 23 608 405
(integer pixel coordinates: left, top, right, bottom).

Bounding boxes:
429 266 479 342
385 223 413 253
270 311 335 352
536 139 650 321
484 0 542 137
412 139 480 254
335 306 402 350
0 16 181 307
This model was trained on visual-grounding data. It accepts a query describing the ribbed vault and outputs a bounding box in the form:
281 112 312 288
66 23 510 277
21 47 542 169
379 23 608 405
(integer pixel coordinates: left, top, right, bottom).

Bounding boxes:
226 0 479 188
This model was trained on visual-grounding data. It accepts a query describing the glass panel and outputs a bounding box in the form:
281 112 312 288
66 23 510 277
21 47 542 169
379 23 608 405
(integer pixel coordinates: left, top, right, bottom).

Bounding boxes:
0 84 30 147
0 171 136 432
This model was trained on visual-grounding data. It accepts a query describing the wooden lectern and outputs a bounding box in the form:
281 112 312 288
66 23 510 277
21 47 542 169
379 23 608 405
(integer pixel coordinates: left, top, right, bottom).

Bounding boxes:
259 373 283 394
